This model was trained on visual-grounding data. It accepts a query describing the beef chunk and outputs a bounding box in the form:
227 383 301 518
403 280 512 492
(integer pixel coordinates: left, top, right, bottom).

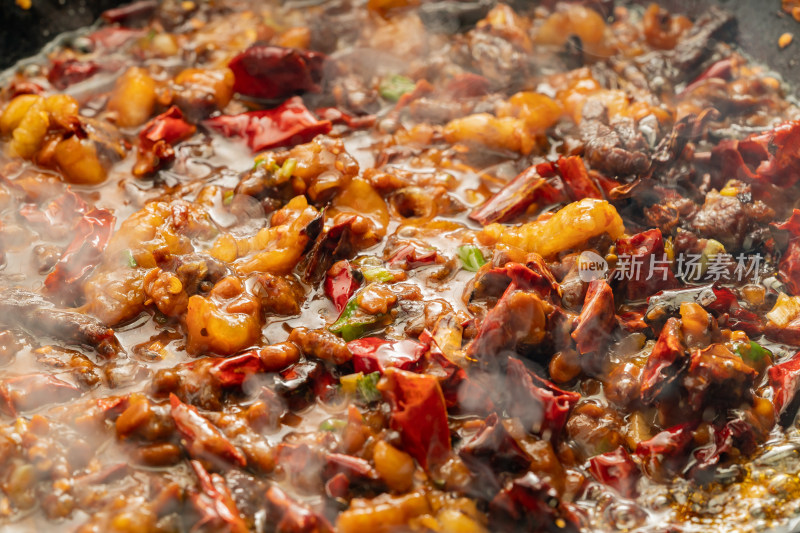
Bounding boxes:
580 103 650 177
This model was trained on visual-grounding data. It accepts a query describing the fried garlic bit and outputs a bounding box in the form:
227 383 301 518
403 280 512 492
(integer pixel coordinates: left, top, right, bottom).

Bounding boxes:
480 198 625 258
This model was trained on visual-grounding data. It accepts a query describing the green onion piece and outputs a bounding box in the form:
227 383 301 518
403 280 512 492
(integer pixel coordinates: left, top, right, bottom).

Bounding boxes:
223 190 234 205
356 372 382 403
748 340 772 361
277 158 297 180
457 244 487 272
253 156 280 172
736 340 772 364
379 75 416 102
123 250 137 268
319 419 347 432
361 266 396 283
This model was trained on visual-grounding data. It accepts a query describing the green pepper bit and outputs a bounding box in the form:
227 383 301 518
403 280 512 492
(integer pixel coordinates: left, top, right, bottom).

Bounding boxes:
356 372 382 403
379 74 416 102
457 244 487 272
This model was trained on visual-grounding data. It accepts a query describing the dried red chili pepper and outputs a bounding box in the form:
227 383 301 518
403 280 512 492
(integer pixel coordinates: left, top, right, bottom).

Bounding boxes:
189 460 249 533
635 422 696 478
459 413 532 489
680 57 735 96
587 446 640 498
614 229 679 302
303 213 371 282
275 360 338 410
324 453 381 485
378 367 451 470
0 374 81 416
690 418 756 480
265 486 334 533
324 260 361 313
470 260 559 303
19 188 88 233
713 121 800 187
618 306 649 332
347 337 425 374
134 105 196 176
571 279 616 357
558 155 603 201
44 207 115 300
169 393 246 468
469 165 547 226
8 80 44 98
315 107 377 129
209 353 264 388
773 209 800 296
640 317 686 405
769 351 800 426
204 97 331 153
325 473 350 499
228 45 326 100
101 0 158 24
386 243 438 269
489 472 579 533
506 357 580 440
422 330 495 415
706 286 763 335
47 59 101 89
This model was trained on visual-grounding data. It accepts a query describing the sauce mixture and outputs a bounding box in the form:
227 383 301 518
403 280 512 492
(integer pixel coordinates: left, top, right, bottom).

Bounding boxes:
1 1 800 532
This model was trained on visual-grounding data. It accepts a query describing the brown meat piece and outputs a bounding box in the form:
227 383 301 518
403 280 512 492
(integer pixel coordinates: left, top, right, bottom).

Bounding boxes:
688 189 775 251
456 31 534 92
115 395 176 442
0 288 119 356
688 191 746 250
683 343 756 412
288 327 352 365
33 345 102 389
254 273 305 316
565 402 626 462
580 105 650 177
671 7 736 77
408 97 478 124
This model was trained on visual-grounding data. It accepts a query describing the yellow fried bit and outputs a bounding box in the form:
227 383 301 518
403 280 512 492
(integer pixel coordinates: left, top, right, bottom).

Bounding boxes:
443 113 536 155
480 198 625 258
6 96 49 159
185 276 261 355
496 91 563 131
210 195 320 274
107 67 158 128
